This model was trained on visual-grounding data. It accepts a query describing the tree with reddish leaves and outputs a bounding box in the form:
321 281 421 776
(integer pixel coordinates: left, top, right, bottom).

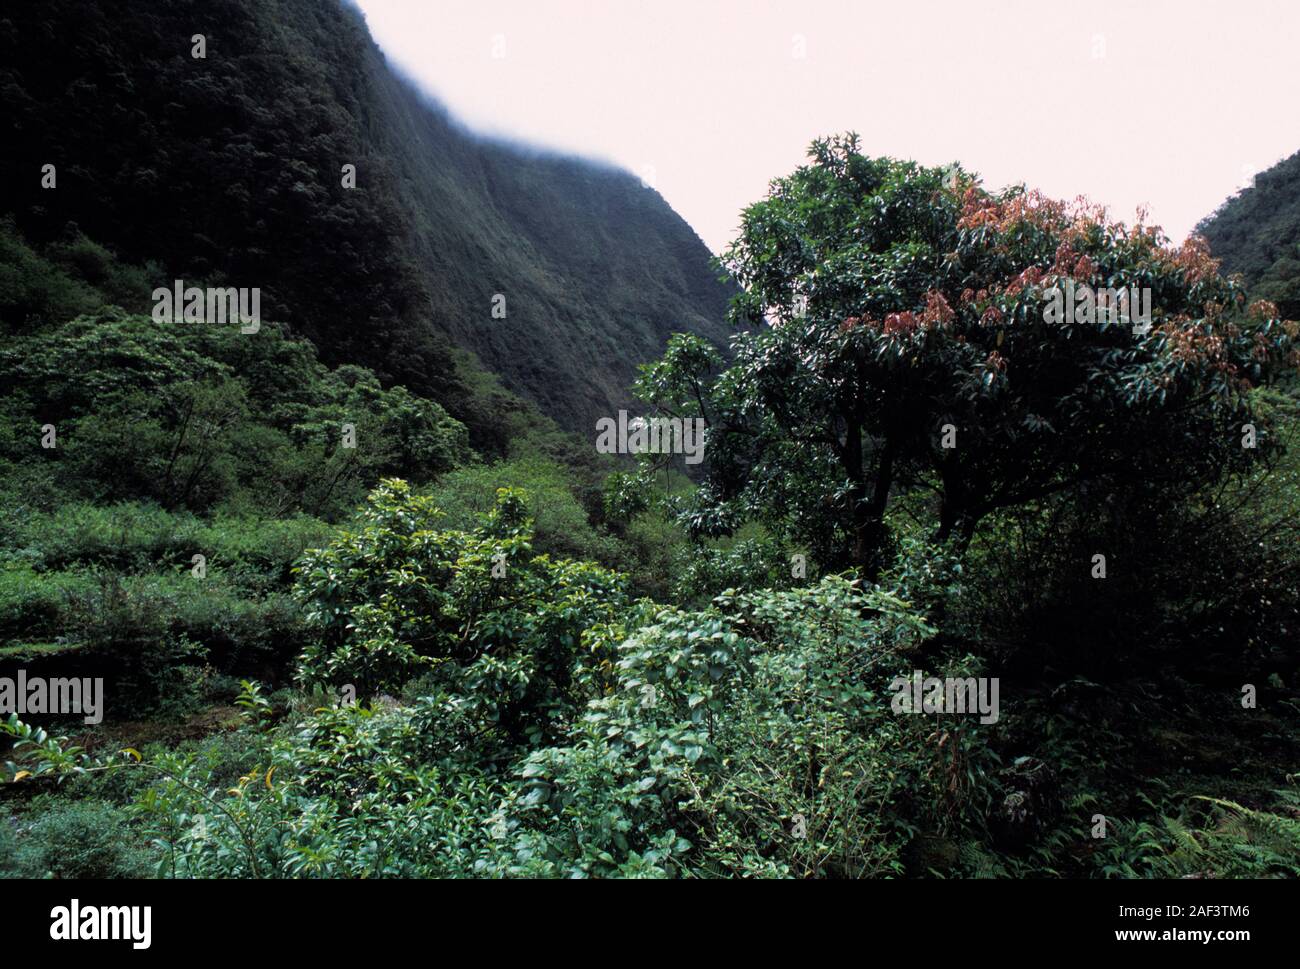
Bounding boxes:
637 134 1300 576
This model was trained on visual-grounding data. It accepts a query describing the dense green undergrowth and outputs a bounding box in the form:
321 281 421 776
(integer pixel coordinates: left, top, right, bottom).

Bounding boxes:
4 479 1298 878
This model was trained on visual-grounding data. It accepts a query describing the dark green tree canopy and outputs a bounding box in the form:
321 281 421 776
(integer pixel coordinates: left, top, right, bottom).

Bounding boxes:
638 135 1300 573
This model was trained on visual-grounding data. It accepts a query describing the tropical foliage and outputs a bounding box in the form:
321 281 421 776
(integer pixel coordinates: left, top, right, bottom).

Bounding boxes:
3 130 1299 880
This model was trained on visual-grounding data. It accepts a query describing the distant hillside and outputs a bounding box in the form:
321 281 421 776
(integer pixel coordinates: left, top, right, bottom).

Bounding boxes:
0 0 734 443
1197 149 1300 318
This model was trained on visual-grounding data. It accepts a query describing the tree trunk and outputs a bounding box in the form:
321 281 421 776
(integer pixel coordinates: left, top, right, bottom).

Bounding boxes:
847 429 894 580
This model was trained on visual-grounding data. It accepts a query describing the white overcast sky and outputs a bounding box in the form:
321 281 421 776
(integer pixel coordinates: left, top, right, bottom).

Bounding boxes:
354 0 1300 254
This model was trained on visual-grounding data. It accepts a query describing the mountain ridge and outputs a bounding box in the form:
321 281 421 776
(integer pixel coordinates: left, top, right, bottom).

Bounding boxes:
1197 148 1300 319
0 0 734 443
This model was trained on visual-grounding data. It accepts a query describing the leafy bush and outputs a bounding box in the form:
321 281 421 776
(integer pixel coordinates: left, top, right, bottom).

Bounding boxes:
0 309 471 518
486 573 996 878
36 570 309 710
0 564 94 640
425 457 628 568
669 533 795 607
0 798 152 879
4 502 207 572
295 479 628 745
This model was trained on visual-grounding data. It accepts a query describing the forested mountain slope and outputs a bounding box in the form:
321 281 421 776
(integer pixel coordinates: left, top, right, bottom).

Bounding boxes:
1198 149 1300 319
0 0 733 440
